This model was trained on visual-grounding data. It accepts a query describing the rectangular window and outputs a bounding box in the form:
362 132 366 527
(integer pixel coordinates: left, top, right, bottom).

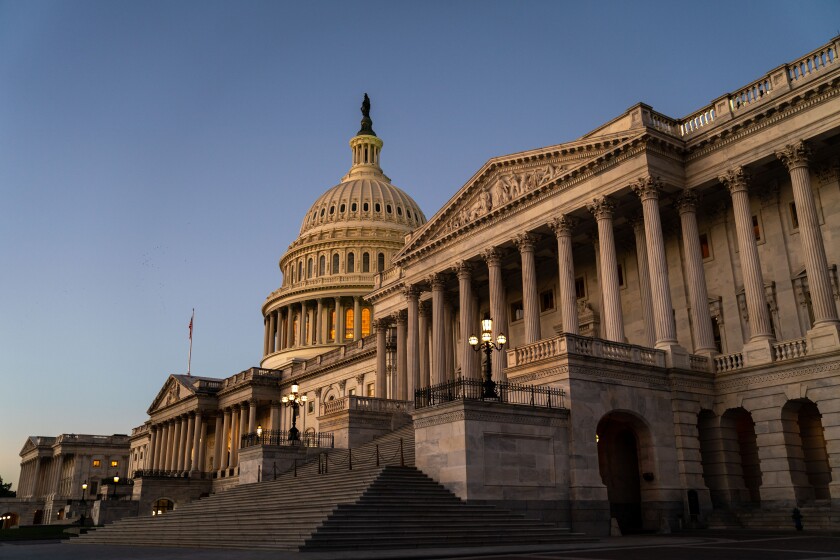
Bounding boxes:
307 401 314 414
699 233 711 259
510 300 524 321
89 481 98 495
752 215 762 241
575 276 586 299
92 459 101 468
110 460 118 468
348 388 356 396
789 202 799 230
540 290 555 312
367 383 375 397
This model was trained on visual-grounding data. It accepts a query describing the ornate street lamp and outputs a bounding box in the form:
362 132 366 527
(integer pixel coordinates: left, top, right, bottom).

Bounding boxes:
281 384 308 442
80 480 88 526
469 315 507 398
112 475 119 500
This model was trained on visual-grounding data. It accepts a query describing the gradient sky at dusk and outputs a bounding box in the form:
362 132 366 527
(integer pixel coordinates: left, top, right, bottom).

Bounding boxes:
2 0 838 487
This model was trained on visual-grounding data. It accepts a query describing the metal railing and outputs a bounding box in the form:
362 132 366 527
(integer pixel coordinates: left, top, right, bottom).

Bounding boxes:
133 469 190 479
286 436 408 479
414 377 566 410
240 430 334 449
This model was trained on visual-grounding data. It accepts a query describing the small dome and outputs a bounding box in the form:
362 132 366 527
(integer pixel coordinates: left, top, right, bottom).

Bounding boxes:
300 178 426 236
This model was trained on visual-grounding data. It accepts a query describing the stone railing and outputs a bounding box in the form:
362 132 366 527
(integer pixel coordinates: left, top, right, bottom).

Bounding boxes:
672 36 838 138
268 274 376 300
192 378 223 391
774 338 808 361
54 433 130 445
223 367 283 389
507 333 666 368
689 354 710 372
373 266 402 289
714 351 744 373
130 424 150 437
321 396 410 416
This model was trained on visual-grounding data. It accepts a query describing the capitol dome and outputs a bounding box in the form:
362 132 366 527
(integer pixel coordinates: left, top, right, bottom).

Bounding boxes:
260 95 426 369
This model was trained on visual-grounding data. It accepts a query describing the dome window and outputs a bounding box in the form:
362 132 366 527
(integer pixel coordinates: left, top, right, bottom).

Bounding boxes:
375 202 381 213
332 254 340 274
362 252 370 273
407 209 412 219
351 202 358 212
386 204 392 214
397 206 403 216
319 255 326 276
320 208 325 217
347 252 355 273
363 202 369 212
340 203 346 213
377 252 386 272
307 258 313 278
329 205 335 215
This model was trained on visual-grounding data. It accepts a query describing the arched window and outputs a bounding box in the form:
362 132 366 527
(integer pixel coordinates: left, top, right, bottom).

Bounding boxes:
291 266 295 283
298 261 303 281
377 252 385 272
363 202 369 212
340 203 346 213
386 204 392 214
362 308 371 337
319 255 326 276
375 202 381 213
332 253 340 274
347 252 355 273
329 205 335 215
351 202 358 212
307 258 313 278
362 252 370 273
345 308 354 340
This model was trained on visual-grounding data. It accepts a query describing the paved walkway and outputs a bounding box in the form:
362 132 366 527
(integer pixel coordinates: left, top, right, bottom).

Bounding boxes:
1 531 839 560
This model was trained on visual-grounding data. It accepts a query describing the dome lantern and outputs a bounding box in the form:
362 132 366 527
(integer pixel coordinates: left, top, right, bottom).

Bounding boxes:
343 93 388 182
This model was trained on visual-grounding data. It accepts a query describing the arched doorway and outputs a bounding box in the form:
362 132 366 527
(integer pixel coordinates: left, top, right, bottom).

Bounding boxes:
782 399 832 501
720 408 762 504
597 411 654 533
152 498 174 516
1 512 19 529
33 509 44 525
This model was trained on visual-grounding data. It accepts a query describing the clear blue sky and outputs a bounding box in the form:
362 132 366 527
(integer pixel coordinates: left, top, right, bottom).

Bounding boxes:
1 0 837 488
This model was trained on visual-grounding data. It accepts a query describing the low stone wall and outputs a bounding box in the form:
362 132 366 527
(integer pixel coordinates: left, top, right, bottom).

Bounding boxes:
131 476 212 517
91 499 139 526
412 400 572 527
238 444 321 484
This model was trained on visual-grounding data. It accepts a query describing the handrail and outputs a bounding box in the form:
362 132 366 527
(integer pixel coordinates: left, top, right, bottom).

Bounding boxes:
414 377 566 410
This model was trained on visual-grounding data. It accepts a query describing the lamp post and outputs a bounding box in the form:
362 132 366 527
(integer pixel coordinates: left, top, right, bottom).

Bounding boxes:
111 475 119 500
79 480 88 526
281 384 308 442
469 315 507 398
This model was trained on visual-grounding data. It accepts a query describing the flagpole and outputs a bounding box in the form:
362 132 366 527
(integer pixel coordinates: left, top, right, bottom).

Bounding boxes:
187 308 194 377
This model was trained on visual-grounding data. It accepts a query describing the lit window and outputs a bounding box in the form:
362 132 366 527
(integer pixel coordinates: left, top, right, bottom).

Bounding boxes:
361 308 371 337
110 460 118 467
699 234 711 259
92 459 101 468
348 388 357 396
367 383 375 397
345 308 354 340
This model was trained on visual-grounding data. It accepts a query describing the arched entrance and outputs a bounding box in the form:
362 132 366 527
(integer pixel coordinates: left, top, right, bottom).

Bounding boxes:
720 407 762 504
782 399 832 501
33 509 44 525
1 512 19 529
152 498 174 516
597 411 654 533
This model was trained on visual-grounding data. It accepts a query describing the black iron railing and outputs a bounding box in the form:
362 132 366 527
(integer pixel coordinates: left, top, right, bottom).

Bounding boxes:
132 470 190 479
240 430 334 449
414 377 566 410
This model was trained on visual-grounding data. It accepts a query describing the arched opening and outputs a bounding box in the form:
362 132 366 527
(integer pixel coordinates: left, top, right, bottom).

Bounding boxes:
362 252 370 273
720 408 762 504
307 258 313 278
697 409 727 508
345 308 354 340
596 411 656 533
1 512 19 529
319 255 326 276
377 252 385 272
152 498 174 516
332 254 340 274
347 252 355 273
782 399 832 501
361 308 371 337
33 510 44 525
297 262 302 282
330 309 336 342
56 508 65 521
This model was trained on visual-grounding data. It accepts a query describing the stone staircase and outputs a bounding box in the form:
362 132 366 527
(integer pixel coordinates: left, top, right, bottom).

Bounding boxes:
72 425 585 551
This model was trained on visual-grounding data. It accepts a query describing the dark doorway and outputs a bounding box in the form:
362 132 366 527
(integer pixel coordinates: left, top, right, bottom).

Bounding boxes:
597 413 644 533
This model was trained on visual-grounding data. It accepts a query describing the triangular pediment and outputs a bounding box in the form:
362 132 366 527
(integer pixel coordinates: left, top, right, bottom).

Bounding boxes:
19 437 38 456
397 129 644 261
147 374 197 415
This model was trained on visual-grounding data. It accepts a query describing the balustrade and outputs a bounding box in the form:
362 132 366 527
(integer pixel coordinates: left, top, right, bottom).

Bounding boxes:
773 338 808 361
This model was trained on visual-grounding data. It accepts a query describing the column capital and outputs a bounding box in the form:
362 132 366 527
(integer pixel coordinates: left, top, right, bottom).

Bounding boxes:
718 166 750 194
587 196 615 220
372 317 392 331
548 214 577 236
403 285 421 300
675 189 699 215
776 140 811 171
418 299 431 317
453 260 472 279
631 176 662 201
513 232 538 252
481 247 503 267
428 271 448 289
355 373 365 385
392 309 408 324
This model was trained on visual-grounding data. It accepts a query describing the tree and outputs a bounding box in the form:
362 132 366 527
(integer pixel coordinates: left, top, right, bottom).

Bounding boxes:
0 475 16 497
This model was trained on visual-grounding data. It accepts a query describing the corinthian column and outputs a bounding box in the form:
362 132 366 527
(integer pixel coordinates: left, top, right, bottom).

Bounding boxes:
315 299 324 344
299 301 308 346
405 287 420 395
515 233 541 343
374 319 388 398
676 190 717 354
418 301 431 388
588 196 624 342
630 215 655 347
455 262 477 379
394 310 408 400
720 168 774 342
430 273 448 385
777 141 840 349
632 177 678 347
482 248 508 381
549 215 579 335
219 408 231 473
353 297 362 341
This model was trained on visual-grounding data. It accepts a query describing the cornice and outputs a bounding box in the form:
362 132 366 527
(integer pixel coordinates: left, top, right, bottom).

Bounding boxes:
285 346 376 385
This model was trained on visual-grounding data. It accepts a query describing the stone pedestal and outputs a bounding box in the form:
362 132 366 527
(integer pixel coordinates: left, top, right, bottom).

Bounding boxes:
238 444 317 485
412 399 571 527
806 323 840 355
743 338 775 367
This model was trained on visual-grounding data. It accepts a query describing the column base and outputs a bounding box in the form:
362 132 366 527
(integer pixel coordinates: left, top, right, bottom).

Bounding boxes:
655 342 690 369
743 337 775 367
806 323 840 355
